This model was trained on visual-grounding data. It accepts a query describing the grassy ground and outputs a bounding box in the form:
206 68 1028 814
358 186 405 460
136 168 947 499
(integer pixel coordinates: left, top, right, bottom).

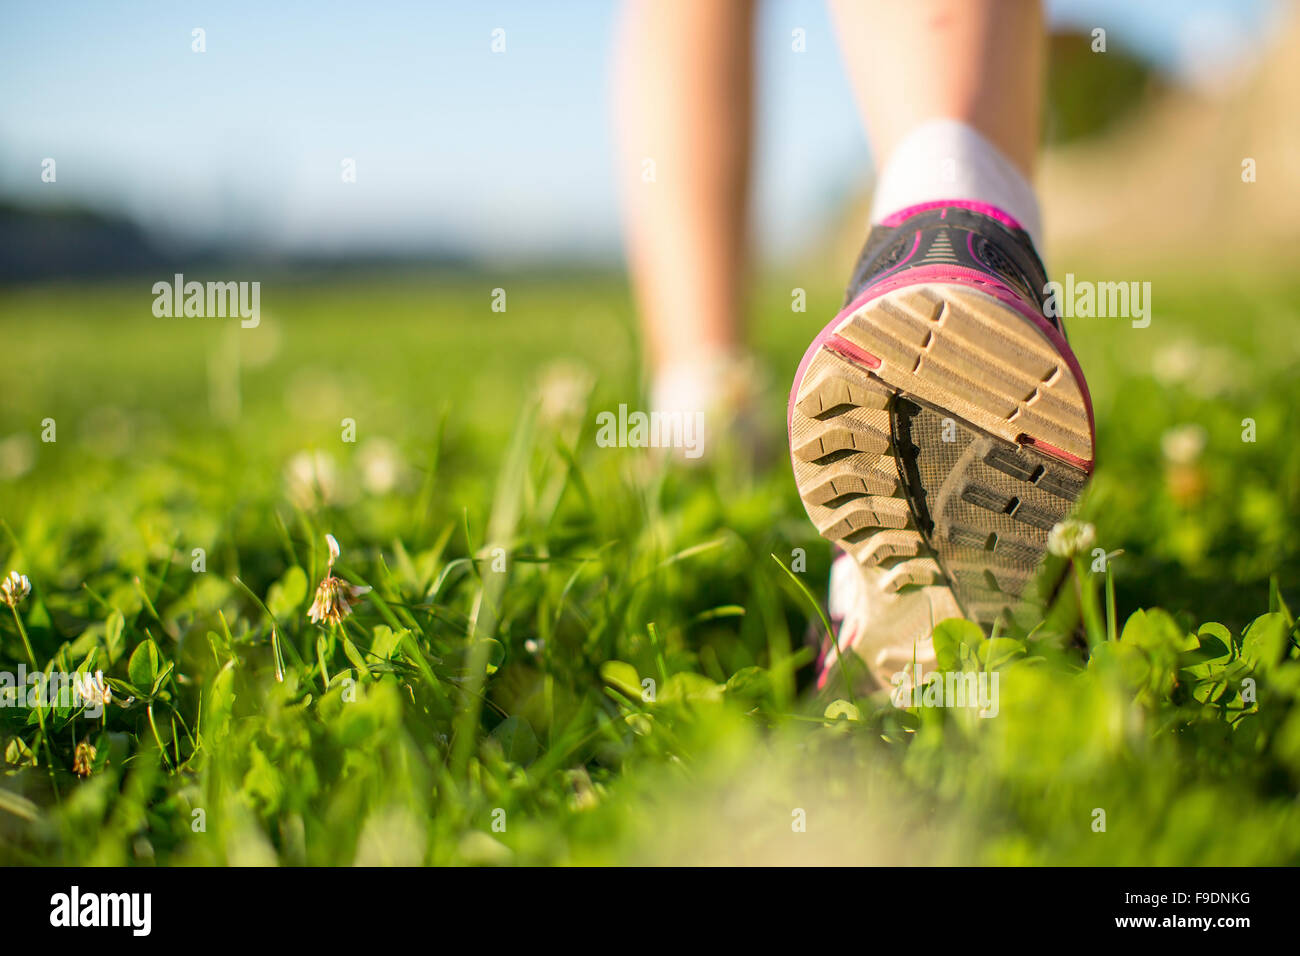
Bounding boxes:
1 265 1298 865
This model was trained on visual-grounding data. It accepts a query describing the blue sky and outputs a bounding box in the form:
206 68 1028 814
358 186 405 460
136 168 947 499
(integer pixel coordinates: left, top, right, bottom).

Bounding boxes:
0 0 1282 262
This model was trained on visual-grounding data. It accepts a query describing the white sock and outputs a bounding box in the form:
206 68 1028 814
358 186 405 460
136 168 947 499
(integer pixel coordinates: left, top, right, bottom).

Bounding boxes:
649 355 728 420
648 351 765 462
869 118 1043 251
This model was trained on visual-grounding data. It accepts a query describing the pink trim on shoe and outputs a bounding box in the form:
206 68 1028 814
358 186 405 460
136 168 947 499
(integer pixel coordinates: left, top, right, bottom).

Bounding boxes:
825 335 880 371
879 200 1024 232
1019 437 1092 472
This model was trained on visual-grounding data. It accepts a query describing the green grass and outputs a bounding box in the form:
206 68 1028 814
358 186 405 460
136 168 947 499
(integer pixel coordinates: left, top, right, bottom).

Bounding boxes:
1 266 1299 865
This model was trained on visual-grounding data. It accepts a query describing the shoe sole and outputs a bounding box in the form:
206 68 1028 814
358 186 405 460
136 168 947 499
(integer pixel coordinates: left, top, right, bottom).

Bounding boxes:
789 279 1095 626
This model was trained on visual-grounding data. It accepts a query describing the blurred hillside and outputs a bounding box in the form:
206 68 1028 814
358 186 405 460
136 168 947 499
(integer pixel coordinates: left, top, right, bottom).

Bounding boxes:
0 201 474 282
0 202 164 281
1040 9 1300 265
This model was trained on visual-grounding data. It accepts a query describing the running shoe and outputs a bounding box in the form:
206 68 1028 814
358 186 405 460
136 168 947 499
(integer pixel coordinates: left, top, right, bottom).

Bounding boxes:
789 201 1095 688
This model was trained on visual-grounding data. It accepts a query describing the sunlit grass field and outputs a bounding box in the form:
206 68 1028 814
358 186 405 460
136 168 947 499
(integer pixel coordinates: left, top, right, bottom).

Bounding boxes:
1 264 1298 865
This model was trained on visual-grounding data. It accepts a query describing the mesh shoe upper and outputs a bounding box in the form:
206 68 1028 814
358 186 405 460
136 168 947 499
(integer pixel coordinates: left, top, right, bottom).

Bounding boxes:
843 203 1061 337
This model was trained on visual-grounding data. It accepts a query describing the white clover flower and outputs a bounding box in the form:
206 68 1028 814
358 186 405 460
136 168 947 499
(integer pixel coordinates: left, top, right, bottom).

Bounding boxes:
74 670 113 709
1151 341 1200 387
536 360 595 426
1 570 31 608
308 534 370 625
0 433 35 480
358 438 405 495
1152 342 1234 398
1047 519 1097 558
308 578 371 625
1161 424 1208 466
285 450 342 509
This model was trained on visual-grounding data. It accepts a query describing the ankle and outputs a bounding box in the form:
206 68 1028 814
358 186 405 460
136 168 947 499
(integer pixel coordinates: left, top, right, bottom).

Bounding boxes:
869 118 1043 251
